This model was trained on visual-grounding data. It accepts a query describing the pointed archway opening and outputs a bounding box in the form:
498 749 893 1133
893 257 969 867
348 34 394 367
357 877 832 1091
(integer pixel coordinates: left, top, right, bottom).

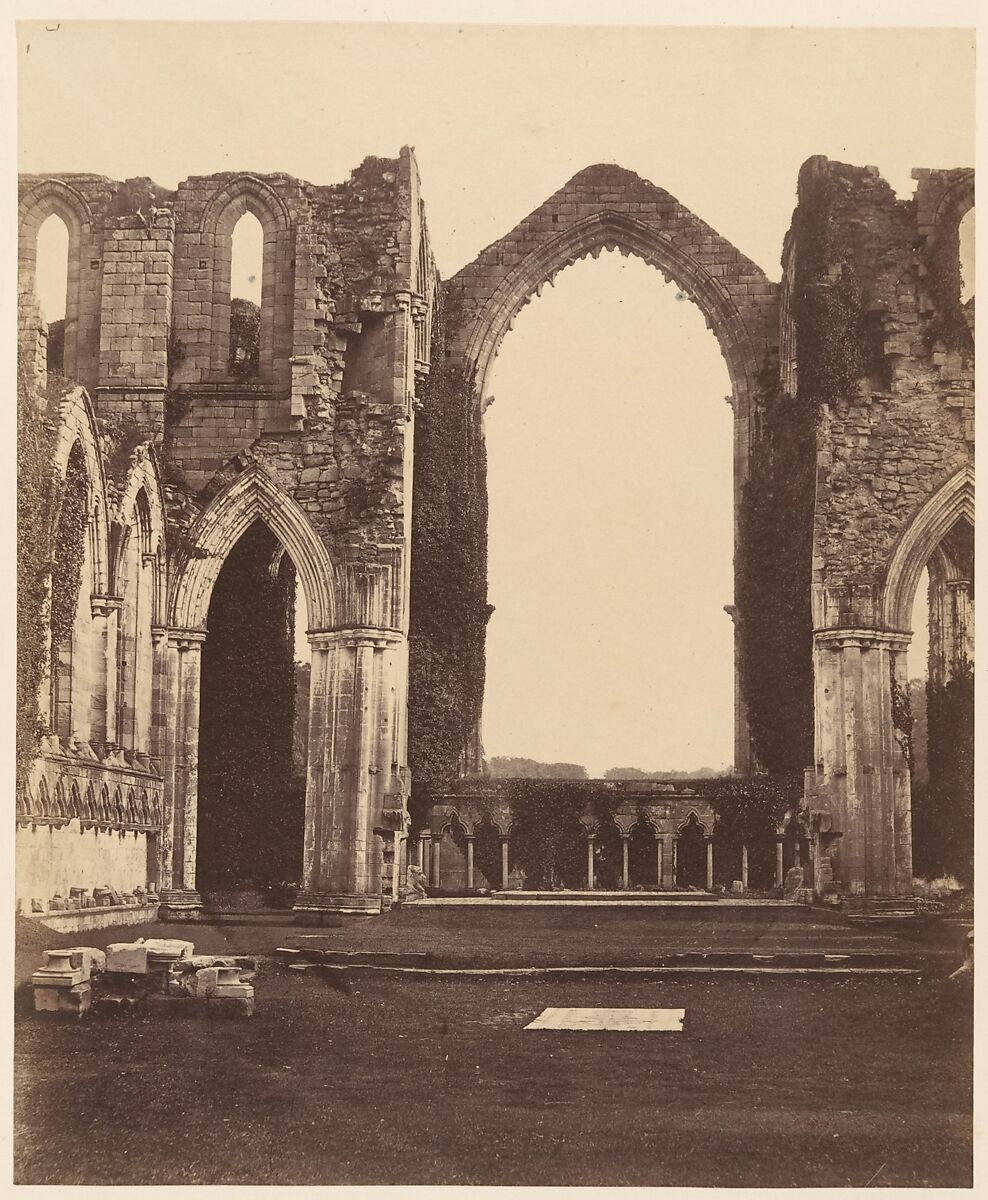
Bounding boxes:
483 249 734 779
196 520 307 901
676 812 707 889
905 515 974 888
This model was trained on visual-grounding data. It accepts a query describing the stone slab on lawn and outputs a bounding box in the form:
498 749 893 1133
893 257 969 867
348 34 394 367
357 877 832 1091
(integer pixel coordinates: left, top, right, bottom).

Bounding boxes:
524 1007 685 1031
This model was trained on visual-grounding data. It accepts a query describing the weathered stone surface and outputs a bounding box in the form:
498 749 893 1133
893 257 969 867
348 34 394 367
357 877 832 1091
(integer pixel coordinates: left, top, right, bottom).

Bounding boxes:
16 149 972 916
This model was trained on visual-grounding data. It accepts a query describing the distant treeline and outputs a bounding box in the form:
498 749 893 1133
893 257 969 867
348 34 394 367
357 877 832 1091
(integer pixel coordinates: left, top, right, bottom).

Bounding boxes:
485 757 729 780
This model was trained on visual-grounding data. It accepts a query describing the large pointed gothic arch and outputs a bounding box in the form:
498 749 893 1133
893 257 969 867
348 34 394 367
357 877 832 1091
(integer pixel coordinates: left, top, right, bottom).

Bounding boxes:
169 463 338 632
881 466 974 632
448 165 777 431
442 165 779 774
459 209 764 425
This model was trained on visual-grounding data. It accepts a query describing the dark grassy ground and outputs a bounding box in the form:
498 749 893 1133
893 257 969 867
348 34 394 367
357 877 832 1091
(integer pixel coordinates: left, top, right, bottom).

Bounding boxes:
14 970 971 1186
14 904 968 982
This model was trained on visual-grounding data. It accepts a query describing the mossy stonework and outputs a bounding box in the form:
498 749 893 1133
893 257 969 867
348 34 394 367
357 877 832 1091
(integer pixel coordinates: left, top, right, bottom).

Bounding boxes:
15 151 972 916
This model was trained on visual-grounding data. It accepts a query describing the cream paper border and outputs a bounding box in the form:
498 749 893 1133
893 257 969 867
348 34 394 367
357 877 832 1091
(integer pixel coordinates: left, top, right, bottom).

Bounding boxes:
1 3 981 1198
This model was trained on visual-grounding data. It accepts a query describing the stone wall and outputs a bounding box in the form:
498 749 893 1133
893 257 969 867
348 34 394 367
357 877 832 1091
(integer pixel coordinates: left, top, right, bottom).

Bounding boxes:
17 148 438 917
787 157 975 897
16 149 973 912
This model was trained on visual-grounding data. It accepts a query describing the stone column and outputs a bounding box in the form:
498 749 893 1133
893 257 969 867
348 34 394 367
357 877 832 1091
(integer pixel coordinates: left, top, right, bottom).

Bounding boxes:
391 832 403 905
705 837 714 891
656 837 664 889
586 837 595 890
741 843 749 890
621 835 630 890
90 596 121 747
810 628 912 897
672 837 678 887
418 834 428 872
150 625 171 890
295 628 405 915
775 837 785 888
430 835 441 890
465 836 475 890
159 629 205 918
501 838 510 889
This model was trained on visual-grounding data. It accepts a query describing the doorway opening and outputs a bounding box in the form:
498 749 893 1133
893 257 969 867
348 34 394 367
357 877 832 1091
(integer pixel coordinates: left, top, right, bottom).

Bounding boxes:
197 520 309 899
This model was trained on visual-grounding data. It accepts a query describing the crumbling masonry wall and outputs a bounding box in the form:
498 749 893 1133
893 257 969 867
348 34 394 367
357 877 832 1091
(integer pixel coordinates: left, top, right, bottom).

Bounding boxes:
16 150 974 915
785 158 974 897
17 149 437 917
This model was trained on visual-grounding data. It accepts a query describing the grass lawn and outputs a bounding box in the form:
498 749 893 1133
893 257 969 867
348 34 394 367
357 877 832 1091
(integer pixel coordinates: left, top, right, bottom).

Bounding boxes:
14 905 966 983
14 969 971 1186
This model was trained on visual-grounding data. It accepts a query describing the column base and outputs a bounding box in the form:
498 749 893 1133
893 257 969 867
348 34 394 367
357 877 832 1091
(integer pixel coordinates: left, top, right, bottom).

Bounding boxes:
293 892 383 919
157 890 203 921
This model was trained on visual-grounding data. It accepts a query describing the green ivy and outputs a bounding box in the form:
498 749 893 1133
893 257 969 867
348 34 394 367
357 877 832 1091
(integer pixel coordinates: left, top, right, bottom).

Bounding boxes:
736 385 815 774
705 773 801 842
445 775 800 887
791 163 868 409
49 443 89 653
912 663 974 883
16 364 57 783
407 284 491 816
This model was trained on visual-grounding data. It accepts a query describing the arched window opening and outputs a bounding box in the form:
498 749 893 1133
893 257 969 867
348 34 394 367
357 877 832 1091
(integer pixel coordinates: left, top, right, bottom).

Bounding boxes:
117 490 155 752
229 211 263 379
49 442 92 741
35 213 69 377
198 521 304 898
908 517 974 888
482 249 733 780
959 207 975 306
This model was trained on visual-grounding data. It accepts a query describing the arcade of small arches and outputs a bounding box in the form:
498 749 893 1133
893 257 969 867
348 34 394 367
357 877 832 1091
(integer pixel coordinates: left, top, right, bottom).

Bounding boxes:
413 794 812 895
15 151 974 918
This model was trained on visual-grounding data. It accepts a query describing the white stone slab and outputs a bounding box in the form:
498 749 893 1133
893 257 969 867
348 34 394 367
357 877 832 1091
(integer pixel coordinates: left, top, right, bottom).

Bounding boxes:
524 1007 685 1031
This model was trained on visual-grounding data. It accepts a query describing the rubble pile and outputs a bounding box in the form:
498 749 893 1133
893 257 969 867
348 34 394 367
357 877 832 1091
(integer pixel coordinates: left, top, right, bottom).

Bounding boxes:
31 938 256 1018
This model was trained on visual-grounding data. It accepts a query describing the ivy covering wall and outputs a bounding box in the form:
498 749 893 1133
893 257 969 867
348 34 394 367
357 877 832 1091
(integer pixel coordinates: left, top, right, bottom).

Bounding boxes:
447 776 800 889
911 664 974 883
736 385 815 774
16 368 57 783
16 367 91 784
407 285 491 817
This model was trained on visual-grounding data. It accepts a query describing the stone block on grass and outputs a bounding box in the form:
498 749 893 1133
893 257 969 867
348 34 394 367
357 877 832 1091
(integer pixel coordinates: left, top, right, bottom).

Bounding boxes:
106 943 150 973
143 938 194 964
34 982 92 1016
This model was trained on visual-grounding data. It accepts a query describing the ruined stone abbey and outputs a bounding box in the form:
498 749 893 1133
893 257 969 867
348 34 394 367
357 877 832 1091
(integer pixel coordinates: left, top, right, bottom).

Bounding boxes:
16 148 973 918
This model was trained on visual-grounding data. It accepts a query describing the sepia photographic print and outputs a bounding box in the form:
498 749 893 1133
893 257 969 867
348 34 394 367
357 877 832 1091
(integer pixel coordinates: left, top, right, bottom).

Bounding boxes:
10 4 978 1189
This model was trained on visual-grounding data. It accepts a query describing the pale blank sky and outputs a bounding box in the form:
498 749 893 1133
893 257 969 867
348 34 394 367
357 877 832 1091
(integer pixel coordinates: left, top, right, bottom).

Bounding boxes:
19 21 974 773
484 251 733 774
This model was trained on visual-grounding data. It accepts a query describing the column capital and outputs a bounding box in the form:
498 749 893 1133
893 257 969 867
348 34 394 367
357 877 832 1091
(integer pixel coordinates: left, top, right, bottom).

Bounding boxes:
169 627 207 650
307 627 403 651
91 594 123 619
814 627 912 652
